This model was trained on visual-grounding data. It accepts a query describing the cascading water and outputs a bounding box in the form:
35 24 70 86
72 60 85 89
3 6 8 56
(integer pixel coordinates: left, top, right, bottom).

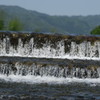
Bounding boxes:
0 61 100 78
0 32 100 59
0 31 100 80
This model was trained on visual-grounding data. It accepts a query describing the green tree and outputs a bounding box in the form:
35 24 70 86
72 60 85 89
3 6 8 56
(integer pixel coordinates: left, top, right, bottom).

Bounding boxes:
8 18 23 31
0 10 6 30
90 25 100 35
0 20 4 30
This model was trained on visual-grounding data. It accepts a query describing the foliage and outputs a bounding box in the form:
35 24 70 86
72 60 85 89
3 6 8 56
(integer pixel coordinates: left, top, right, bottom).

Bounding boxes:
0 9 6 30
90 25 100 35
8 18 23 31
0 20 4 30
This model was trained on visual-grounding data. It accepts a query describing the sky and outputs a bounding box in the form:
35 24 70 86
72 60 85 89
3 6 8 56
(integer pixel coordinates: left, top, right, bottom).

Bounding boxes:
0 0 100 16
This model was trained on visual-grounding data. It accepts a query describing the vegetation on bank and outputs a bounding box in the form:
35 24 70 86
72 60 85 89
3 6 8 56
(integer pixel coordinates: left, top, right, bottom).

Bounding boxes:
8 18 23 31
0 19 4 30
90 25 100 35
0 9 23 31
0 9 5 30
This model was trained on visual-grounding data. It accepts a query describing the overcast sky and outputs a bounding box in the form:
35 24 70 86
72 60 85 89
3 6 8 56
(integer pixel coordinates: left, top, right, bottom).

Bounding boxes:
0 0 100 16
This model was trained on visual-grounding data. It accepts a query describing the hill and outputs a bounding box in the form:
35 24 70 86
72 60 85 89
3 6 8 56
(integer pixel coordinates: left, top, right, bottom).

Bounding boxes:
0 5 100 35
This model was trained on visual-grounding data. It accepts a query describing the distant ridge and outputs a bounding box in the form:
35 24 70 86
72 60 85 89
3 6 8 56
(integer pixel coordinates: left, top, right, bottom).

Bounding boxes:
0 5 100 35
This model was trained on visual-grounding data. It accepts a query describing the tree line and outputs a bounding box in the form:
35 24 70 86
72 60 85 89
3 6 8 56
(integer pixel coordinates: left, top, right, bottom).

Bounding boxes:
0 9 100 35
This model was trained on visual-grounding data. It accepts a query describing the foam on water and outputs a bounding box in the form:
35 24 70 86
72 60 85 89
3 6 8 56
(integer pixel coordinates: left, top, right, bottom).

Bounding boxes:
0 75 100 85
1 55 100 60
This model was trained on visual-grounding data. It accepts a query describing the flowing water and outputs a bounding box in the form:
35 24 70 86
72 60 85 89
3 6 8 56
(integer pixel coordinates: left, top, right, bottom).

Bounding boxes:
0 32 100 100
0 32 100 59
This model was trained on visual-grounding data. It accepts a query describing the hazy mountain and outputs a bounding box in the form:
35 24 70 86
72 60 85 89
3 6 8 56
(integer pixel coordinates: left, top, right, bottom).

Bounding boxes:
0 5 100 35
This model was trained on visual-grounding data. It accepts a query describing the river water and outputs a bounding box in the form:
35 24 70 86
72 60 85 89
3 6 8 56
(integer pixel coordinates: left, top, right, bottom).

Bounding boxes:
0 75 100 100
0 57 100 100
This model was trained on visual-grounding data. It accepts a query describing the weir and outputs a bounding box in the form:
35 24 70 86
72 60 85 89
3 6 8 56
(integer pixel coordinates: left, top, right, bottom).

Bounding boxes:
0 31 100 79
0 57 100 78
0 31 100 59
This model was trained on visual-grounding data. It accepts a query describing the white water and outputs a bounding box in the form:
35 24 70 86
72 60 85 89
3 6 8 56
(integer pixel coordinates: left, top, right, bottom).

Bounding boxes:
0 63 99 85
0 63 99 78
0 34 100 85
0 37 100 60
0 75 100 85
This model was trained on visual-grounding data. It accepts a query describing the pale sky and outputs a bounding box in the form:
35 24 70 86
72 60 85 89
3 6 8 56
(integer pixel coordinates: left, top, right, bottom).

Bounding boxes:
0 0 100 16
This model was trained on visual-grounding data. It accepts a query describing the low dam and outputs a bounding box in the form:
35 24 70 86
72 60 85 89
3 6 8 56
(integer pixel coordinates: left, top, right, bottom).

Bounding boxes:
0 31 100 78
0 56 100 78
0 31 100 59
